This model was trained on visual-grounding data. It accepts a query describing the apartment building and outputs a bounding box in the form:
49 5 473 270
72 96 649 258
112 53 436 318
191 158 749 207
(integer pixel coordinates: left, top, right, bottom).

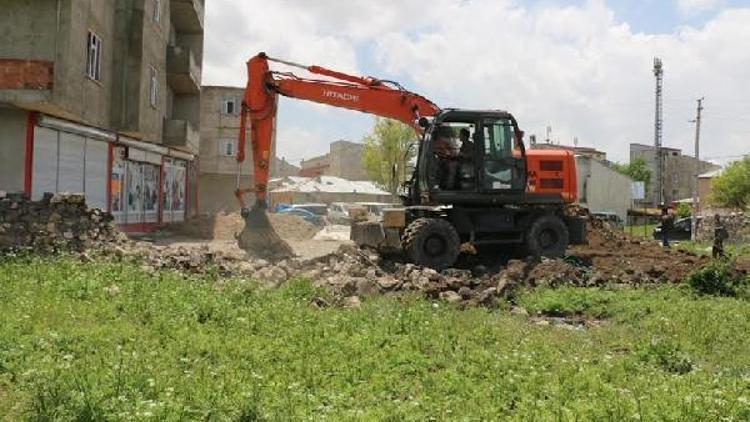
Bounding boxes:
198 86 299 213
630 143 720 206
0 0 204 231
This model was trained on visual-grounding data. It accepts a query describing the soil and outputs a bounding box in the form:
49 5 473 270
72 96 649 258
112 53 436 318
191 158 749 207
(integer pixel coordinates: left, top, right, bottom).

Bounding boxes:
567 219 710 284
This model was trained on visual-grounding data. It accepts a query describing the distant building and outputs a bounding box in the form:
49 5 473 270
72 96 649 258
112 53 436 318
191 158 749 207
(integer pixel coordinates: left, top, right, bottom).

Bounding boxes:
299 140 366 180
630 143 720 206
299 154 330 178
575 156 633 221
269 175 392 208
0 0 205 231
198 85 299 214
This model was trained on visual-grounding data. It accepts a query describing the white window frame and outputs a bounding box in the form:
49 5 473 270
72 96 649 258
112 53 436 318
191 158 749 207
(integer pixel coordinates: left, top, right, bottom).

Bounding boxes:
154 0 161 22
149 66 158 108
221 98 239 115
219 139 236 157
85 31 102 81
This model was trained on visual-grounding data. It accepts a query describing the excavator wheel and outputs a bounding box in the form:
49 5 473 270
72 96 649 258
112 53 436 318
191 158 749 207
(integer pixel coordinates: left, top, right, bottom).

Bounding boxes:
236 207 295 261
524 214 569 258
402 218 460 270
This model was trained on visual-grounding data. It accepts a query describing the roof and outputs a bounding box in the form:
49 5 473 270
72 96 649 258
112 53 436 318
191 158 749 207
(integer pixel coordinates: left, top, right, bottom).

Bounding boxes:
698 168 723 178
271 175 390 195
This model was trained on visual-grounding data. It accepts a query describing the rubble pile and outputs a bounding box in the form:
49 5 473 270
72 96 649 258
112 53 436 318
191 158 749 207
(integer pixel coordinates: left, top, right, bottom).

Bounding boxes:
0 192 124 253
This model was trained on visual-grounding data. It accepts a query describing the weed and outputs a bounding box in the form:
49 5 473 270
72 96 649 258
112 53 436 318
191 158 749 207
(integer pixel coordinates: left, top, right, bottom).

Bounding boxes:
687 259 749 298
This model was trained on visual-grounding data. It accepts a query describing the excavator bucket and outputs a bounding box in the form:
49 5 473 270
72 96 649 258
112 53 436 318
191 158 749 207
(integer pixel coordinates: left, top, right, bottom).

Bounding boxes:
236 207 295 261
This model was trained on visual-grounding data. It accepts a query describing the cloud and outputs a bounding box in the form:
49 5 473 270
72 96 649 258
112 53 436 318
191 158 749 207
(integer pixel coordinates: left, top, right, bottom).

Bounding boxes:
676 0 722 15
203 0 750 164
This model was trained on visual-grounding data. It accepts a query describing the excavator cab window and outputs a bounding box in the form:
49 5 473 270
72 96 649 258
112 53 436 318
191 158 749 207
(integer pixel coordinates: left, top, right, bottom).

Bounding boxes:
427 122 476 191
480 118 524 191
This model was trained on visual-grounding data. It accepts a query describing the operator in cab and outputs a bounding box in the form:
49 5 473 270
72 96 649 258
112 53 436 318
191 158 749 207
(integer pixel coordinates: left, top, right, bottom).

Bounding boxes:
433 126 458 190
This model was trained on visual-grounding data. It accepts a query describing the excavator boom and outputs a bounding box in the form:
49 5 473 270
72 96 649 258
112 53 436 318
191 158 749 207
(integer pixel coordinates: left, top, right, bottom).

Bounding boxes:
236 52 439 205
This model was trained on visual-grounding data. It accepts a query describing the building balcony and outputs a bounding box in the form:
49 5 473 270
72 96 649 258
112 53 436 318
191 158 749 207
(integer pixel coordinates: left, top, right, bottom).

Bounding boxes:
163 118 199 153
170 0 204 33
166 45 201 94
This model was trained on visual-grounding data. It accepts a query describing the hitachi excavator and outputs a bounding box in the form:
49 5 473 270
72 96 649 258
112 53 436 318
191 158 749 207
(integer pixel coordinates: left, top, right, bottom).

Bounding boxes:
235 52 586 268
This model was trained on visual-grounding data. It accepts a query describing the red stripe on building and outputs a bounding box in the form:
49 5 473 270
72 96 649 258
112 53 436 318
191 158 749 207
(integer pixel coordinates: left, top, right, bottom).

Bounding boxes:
23 111 36 196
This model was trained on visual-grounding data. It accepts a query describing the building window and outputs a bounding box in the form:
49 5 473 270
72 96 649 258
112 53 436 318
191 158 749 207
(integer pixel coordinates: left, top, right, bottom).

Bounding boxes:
85 31 102 81
221 98 239 115
154 0 161 22
149 66 158 107
219 139 236 157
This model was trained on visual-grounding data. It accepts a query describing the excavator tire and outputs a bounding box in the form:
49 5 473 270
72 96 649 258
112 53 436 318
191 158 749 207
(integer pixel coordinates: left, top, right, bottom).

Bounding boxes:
525 214 569 258
236 207 295 261
402 218 460 270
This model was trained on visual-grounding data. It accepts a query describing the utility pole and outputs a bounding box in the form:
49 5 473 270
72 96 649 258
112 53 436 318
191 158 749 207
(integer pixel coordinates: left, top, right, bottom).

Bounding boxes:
690 97 704 241
653 57 664 207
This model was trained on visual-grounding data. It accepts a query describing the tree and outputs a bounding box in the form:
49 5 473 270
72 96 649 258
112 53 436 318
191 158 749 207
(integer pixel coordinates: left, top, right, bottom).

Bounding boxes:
362 118 418 194
712 156 750 209
611 156 652 188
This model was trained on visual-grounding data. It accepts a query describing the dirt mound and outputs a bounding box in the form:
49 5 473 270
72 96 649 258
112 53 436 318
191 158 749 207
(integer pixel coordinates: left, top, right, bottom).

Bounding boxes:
170 211 319 242
569 218 709 284
267 213 319 242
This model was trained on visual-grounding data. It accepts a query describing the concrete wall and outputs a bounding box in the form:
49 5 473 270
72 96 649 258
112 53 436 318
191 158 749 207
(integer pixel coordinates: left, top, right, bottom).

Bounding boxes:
198 172 248 214
576 156 633 221
329 140 365 180
0 108 27 193
0 0 57 60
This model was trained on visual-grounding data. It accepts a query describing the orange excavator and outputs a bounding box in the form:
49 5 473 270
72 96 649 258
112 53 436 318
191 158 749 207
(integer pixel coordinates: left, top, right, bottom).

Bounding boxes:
235 52 586 267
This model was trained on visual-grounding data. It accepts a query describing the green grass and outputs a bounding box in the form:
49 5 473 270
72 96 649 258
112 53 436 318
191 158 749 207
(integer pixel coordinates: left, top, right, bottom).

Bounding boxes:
1 255 749 420
623 223 658 238
677 241 750 258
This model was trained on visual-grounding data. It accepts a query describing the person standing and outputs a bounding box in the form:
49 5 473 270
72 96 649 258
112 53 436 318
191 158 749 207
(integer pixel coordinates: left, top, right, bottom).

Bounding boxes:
660 205 674 248
712 214 729 259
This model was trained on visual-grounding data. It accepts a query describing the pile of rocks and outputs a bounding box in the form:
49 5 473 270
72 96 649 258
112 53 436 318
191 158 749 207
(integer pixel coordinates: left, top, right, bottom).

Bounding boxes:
0 192 124 253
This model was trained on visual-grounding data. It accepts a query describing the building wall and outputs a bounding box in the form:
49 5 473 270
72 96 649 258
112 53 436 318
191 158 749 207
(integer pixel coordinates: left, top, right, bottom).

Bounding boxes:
198 86 251 175
329 140 365 180
630 143 720 205
576 156 633 221
698 177 715 209
197 172 246 214
0 108 27 192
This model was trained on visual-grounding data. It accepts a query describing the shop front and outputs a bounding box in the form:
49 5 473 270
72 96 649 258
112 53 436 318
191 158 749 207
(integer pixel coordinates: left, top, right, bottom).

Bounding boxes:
15 113 195 233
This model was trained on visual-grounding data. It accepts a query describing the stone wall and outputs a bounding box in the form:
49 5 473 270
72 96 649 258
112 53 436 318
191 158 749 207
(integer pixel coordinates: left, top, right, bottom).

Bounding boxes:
696 211 750 243
0 192 122 252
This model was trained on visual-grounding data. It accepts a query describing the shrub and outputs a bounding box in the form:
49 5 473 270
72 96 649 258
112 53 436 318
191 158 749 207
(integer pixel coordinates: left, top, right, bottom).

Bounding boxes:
687 259 749 298
639 339 693 374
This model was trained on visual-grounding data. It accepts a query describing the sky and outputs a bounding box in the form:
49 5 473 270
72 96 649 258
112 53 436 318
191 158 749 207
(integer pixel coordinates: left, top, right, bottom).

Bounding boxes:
202 0 750 165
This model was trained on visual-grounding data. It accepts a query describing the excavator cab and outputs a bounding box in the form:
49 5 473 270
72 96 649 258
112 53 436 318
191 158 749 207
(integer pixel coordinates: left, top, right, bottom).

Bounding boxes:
410 110 528 206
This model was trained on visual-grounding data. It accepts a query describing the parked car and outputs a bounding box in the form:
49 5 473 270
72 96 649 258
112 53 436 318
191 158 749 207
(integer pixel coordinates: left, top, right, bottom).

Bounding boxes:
290 203 328 217
327 202 351 225
278 207 325 226
591 212 624 229
653 217 701 241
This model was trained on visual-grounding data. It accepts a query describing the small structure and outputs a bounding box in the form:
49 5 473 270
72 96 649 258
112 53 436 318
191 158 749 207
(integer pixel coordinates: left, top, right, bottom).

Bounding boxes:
697 168 723 209
269 176 393 208
575 155 634 221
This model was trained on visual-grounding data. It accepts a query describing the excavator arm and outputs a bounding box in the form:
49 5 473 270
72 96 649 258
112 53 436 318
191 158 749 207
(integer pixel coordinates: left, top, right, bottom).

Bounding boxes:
235 52 440 208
